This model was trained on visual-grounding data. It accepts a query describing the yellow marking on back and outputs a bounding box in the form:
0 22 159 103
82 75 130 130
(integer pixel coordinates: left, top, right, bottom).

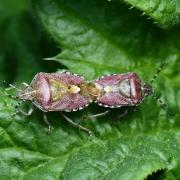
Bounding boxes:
79 82 102 101
49 79 81 102
69 85 80 94
104 86 113 93
50 79 69 101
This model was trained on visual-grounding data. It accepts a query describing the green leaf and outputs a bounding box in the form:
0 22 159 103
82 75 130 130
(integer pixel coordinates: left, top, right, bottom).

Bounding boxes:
0 0 28 18
0 0 59 84
0 90 180 179
123 0 180 28
0 0 179 179
59 135 180 180
36 0 180 80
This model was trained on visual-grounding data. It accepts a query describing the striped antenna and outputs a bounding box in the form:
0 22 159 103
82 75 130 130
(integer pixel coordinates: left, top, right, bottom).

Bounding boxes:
150 63 168 109
8 84 21 91
150 63 165 84
3 81 20 100
152 94 173 120
152 95 167 109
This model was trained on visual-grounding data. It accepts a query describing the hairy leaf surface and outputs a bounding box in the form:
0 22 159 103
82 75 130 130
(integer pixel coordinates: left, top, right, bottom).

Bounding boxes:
123 0 180 28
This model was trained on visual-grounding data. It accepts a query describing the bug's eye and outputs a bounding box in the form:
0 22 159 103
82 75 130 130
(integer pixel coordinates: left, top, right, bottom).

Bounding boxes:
142 84 153 96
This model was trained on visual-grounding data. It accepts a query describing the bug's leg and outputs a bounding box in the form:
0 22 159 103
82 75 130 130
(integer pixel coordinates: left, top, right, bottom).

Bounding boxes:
21 82 29 87
116 109 128 119
12 105 34 117
4 91 19 100
108 109 129 124
11 102 22 116
61 113 92 135
43 113 52 133
86 110 110 119
12 110 20 117
19 106 34 116
4 83 21 100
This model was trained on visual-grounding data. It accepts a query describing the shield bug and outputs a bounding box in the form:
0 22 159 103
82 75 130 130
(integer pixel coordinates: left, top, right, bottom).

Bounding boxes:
5 71 96 134
93 72 152 107
90 64 165 117
20 71 91 112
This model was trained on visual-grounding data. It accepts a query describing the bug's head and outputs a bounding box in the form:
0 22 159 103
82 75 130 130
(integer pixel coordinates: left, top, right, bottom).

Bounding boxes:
18 86 35 101
142 83 153 97
4 83 35 108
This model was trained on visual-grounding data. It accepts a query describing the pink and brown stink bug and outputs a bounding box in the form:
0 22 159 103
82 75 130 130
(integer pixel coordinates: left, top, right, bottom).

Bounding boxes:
5 64 165 134
5 70 100 135
89 64 165 118
94 72 152 107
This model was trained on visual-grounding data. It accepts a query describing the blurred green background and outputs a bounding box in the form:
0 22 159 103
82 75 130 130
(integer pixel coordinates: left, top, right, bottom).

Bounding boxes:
0 0 61 85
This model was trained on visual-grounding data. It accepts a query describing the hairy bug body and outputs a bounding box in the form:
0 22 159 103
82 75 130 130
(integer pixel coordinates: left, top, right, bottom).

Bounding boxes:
7 71 97 134
94 73 153 108
18 71 93 112
6 64 164 135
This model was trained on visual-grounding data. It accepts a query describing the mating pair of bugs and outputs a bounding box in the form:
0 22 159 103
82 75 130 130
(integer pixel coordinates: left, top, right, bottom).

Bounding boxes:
6 66 163 135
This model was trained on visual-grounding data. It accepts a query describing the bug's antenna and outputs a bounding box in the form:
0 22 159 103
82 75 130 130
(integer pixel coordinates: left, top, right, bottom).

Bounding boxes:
148 63 168 110
3 81 20 100
8 84 21 91
2 81 24 116
150 63 165 84
152 94 174 120
152 94 167 109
